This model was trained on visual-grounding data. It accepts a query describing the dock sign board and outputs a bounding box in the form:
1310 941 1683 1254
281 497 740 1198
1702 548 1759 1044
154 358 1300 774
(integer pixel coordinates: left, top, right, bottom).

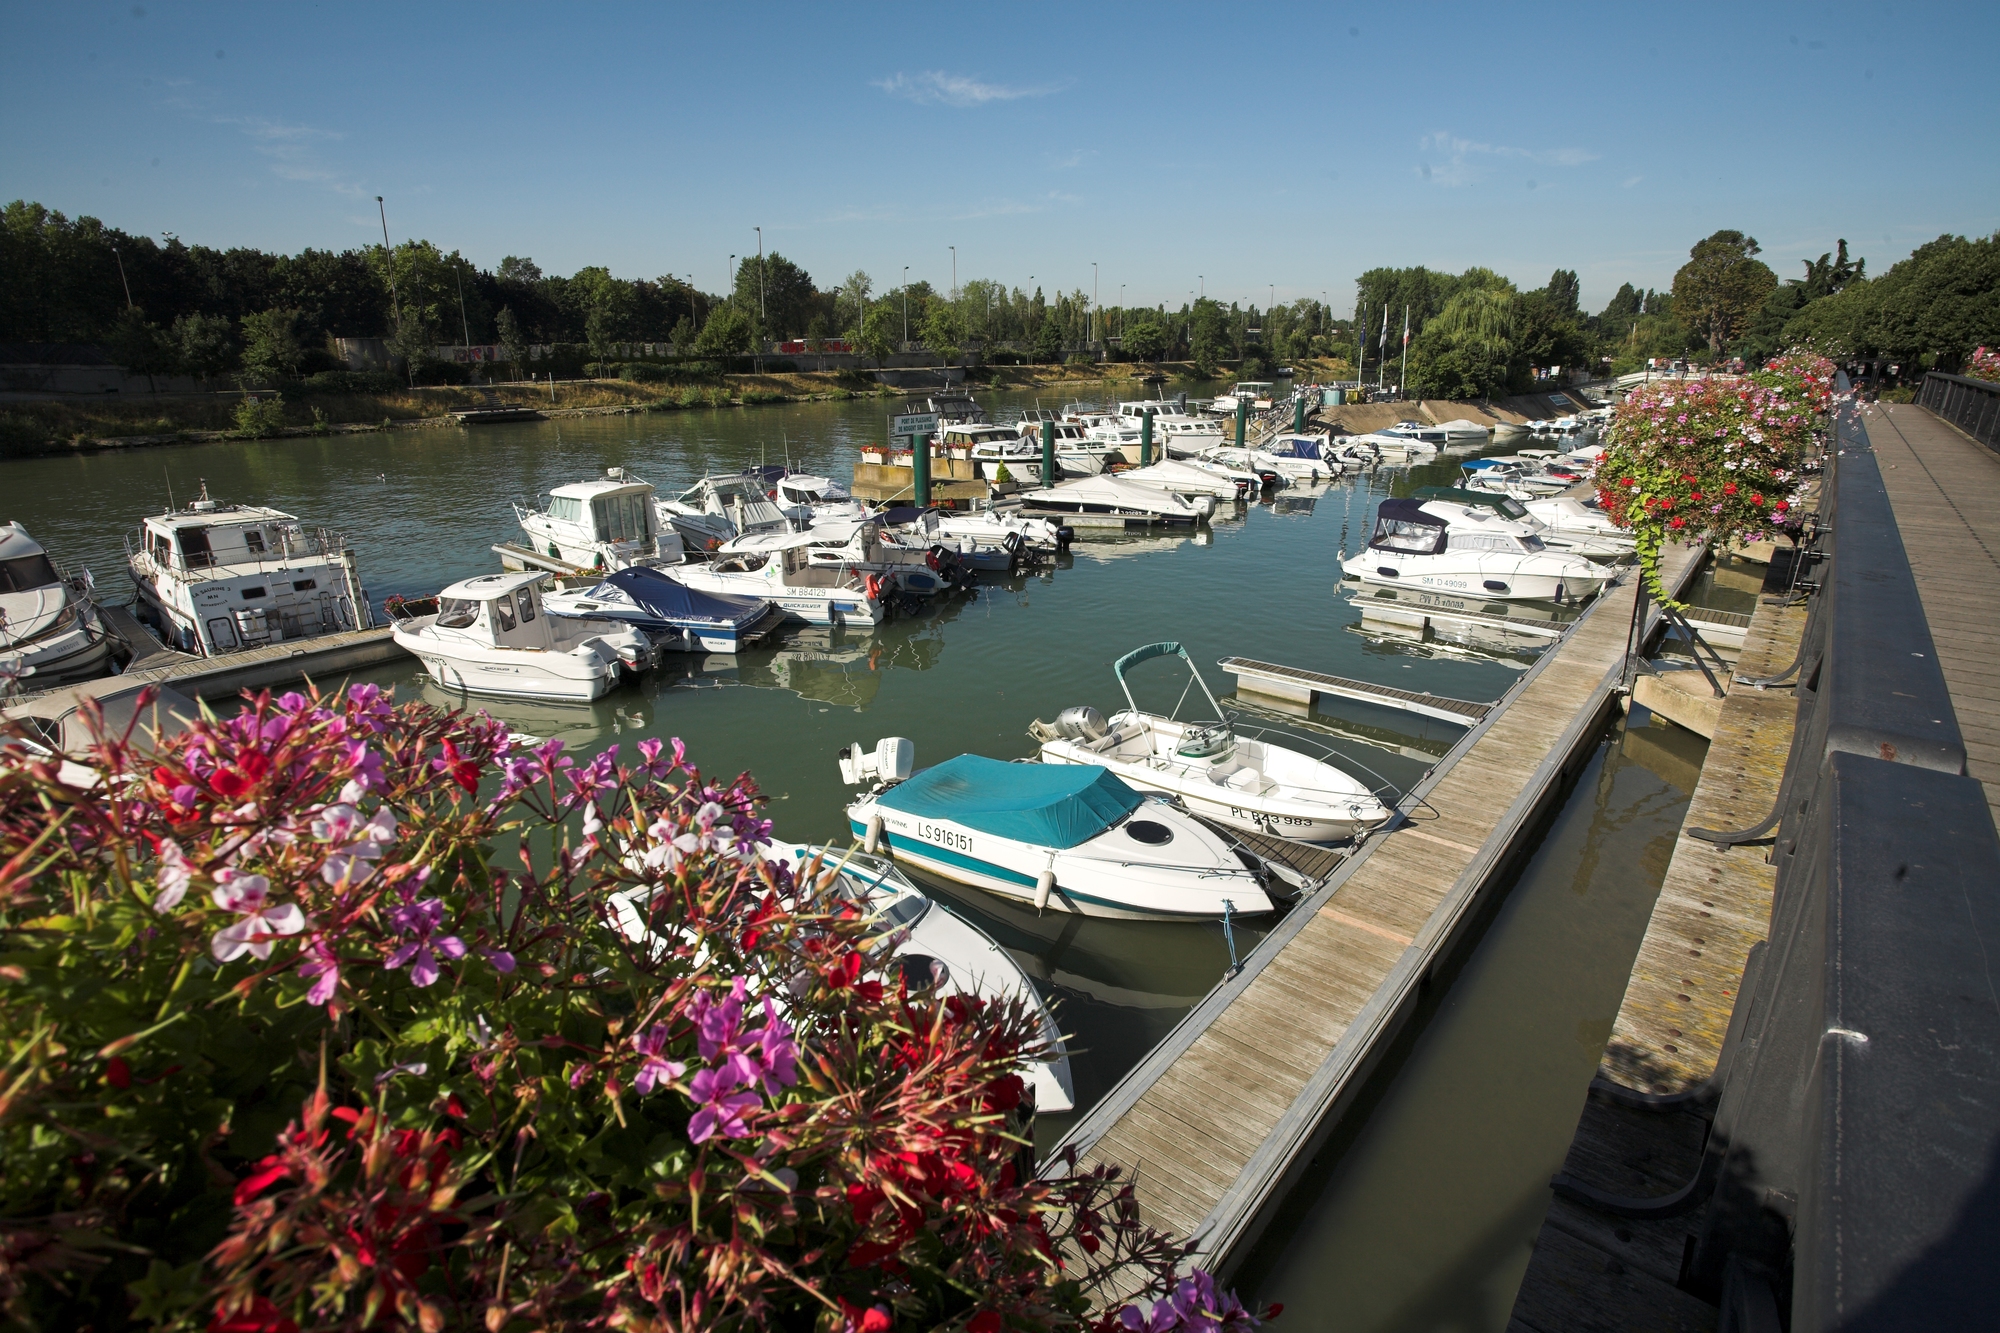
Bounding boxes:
890 412 938 440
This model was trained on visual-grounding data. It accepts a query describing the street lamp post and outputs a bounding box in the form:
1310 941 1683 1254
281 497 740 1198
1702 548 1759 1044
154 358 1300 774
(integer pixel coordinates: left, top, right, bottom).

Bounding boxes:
1199 275 1204 300
902 266 909 346
1092 262 1098 350
754 226 766 323
949 245 956 300
111 245 133 310
729 256 737 310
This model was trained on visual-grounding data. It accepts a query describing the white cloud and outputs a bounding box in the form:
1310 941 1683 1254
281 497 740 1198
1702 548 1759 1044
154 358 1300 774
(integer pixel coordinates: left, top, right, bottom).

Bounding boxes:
1623 174 1645 188
215 114 366 196
1416 130 1599 186
873 70 1060 106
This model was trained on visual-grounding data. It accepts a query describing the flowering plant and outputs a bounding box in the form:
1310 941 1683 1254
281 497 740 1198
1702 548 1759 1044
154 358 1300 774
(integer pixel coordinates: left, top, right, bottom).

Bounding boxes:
1594 352 1832 604
1968 346 2000 384
0 686 1263 1331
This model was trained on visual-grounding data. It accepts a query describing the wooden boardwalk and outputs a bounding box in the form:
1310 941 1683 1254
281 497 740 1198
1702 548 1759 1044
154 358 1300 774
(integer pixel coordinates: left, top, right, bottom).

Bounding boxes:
1053 543 1705 1298
1866 403 2000 829
1507 558 1810 1333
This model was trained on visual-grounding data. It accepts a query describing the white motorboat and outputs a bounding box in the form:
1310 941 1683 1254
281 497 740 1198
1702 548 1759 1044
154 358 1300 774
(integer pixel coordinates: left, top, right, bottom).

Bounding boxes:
1459 459 1574 498
1433 418 1495 443
1341 430 1438 463
766 843 1076 1112
1257 435 1343 481
391 571 654 702
1410 486 1632 560
1341 497 1610 600
723 519 967 594
1031 642 1392 844
1210 382 1277 414
1020 474 1211 528
1524 495 1632 546
1380 420 1454 448
669 531 886 627
657 474 791 554
1118 460 1249 503
513 468 686 571
0 525 114 690
774 473 871 527
126 483 372 658
871 508 1023 572
1012 419 1121 477
839 739 1272 922
929 506 1072 554
1196 444 1321 487
541 566 785 653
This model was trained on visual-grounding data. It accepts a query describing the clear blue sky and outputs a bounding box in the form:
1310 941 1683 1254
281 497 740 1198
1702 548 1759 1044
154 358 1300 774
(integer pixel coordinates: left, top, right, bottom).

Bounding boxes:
5 1 1996 317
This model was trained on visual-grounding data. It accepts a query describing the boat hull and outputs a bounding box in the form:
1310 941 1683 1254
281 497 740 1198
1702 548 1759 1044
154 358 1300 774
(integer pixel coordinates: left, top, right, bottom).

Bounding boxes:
846 802 1270 922
393 627 618 702
1340 553 1606 600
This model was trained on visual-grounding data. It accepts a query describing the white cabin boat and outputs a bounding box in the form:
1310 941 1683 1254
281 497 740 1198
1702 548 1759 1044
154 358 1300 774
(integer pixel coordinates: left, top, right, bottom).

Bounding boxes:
126 484 372 658
1411 486 1632 558
1341 497 1609 601
1117 459 1248 503
390 571 654 702
669 531 886 627
840 741 1272 921
513 469 685 571
657 474 790 554
720 519 964 595
1019 474 1210 528
1380 420 1453 447
1032 642 1392 843
0 524 113 689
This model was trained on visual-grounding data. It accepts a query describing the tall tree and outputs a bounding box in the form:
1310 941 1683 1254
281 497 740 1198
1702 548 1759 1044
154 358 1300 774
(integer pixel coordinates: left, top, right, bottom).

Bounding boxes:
239 308 305 382
172 312 237 381
1672 230 1778 356
1545 269 1581 317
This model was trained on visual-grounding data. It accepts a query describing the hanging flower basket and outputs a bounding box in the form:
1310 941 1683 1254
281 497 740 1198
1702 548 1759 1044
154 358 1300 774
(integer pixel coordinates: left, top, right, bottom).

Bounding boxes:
1595 352 1833 606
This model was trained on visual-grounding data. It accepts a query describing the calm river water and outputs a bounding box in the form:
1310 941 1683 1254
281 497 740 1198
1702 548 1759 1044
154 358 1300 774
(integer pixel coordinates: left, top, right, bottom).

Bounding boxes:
12 390 1705 1319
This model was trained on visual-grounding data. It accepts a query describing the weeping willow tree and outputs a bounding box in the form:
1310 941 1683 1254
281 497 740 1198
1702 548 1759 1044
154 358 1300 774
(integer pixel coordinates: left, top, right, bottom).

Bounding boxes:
1410 281 1520 399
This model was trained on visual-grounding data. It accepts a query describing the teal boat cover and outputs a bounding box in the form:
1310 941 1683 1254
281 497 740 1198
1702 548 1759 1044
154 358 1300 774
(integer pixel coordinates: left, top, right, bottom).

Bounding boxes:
876 754 1143 849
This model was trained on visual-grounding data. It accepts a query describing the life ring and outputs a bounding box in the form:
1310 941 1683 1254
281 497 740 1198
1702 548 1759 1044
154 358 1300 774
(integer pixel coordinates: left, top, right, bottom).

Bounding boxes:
864 573 884 602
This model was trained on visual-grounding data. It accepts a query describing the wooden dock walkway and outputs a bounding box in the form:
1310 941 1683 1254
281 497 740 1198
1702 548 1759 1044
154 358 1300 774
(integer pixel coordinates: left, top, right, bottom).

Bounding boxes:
1866 403 2000 828
1505 555 1810 1333
1052 543 1705 1299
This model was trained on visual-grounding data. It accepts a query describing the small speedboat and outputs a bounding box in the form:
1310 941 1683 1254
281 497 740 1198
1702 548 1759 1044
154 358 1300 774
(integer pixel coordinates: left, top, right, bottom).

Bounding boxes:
1031 642 1392 843
541 566 785 653
1341 497 1609 601
390 571 654 702
513 469 685 572
1118 459 1249 503
1197 444 1319 486
839 740 1272 921
657 474 791 554
1020 474 1211 527
767 842 1076 1112
0 525 113 689
1412 486 1632 559
1433 419 1494 443
774 473 871 527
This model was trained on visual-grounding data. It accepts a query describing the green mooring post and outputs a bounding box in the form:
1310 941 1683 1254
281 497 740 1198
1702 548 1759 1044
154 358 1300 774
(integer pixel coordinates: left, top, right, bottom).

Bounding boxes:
1042 419 1056 484
1140 410 1154 466
1235 400 1248 446
1293 395 1306 433
911 433 931 507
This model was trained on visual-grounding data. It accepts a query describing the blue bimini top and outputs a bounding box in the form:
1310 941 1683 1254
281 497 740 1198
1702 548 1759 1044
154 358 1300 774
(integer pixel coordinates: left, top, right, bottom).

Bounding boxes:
594 568 767 628
875 754 1143 849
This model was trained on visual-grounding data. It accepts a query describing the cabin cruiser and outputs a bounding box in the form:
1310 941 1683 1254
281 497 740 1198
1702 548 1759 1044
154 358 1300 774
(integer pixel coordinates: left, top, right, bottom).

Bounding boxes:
1459 459 1576 498
1380 420 1453 448
764 842 1075 1112
723 519 968 594
513 469 685 572
541 566 785 653
839 739 1272 921
1031 642 1392 843
126 483 371 658
0 525 113 689
902 506 1071 556
871 508 1023 572
1341 430 1438 462
774 473 871 527
1524 495 1632 547
1433 419 1494 443
1258 435 1343 480
1020 474 1211 527
1196 443 1327 486
390 571 654 702
656 474 790 554
1410 486 1632 560
669 531 886 627
1010 419 1120 477
1118 460 1249 503
1210 382 1277 414
962 424 1050 483
1342 497 1609 600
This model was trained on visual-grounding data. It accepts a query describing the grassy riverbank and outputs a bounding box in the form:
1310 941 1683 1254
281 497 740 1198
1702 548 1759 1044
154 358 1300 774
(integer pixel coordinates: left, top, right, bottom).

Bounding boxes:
3 359 1356 456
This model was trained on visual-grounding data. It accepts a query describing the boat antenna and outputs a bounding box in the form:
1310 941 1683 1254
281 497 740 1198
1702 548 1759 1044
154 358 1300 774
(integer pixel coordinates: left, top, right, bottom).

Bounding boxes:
164 468 174 511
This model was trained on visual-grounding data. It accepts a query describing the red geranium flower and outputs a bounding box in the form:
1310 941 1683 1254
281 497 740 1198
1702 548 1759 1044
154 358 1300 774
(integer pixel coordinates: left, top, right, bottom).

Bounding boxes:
1670 517 1687 529
1723 482 1737 495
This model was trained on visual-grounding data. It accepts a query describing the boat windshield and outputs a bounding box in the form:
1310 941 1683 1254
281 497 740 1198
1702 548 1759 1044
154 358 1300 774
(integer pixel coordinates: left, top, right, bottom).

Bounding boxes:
1371 515 1446 554
436 597 479 629
0 552 59 593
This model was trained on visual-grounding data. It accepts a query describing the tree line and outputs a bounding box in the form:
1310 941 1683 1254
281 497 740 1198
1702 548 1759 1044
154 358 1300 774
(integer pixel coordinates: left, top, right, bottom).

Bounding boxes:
5 199 1994 389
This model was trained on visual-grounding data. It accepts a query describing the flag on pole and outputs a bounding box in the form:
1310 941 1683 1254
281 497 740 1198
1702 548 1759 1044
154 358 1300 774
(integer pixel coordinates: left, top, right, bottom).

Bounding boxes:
1402 306 1410 347
1379 304 1388 355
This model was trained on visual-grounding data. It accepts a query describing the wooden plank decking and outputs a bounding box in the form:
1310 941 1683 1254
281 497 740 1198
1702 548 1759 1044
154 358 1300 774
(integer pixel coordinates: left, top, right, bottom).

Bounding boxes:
1054 543 1705 1299
1217 656 1496 723
1866 403 2000 831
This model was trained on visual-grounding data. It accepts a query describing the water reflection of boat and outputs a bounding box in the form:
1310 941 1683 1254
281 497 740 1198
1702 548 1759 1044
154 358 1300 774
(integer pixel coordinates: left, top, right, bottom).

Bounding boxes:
1223 691 1458 764
1067 529 1214 564
409 676 655 750
1341 584 1574 663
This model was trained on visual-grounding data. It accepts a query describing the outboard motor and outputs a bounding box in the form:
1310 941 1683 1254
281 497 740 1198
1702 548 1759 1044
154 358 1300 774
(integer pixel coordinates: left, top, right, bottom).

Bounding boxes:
1053 705 1109 742
1055 524 1076 553
838 737 915 786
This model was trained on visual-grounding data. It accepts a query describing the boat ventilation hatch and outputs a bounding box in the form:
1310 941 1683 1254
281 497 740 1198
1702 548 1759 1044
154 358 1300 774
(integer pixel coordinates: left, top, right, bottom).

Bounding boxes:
1483 580 1510 592
1125 820 1175 845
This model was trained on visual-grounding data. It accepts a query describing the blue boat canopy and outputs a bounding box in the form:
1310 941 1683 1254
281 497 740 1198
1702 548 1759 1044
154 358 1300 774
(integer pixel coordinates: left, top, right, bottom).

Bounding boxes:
591 568 768 627
876 754 1143 849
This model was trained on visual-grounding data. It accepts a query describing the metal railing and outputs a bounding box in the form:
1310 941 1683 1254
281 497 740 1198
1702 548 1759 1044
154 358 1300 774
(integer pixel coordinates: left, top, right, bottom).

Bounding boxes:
1573 385 2000 1327
1918 370 2000 452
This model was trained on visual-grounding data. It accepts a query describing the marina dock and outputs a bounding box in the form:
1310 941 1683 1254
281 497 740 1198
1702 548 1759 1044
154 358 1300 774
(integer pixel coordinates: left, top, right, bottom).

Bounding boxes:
1218 655 1495 725
71 602 406 704
1052 542 1707 1300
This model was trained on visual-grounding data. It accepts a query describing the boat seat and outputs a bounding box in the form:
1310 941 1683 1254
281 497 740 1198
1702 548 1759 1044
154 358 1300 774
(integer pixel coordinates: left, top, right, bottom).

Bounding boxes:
1222 767 1267 794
